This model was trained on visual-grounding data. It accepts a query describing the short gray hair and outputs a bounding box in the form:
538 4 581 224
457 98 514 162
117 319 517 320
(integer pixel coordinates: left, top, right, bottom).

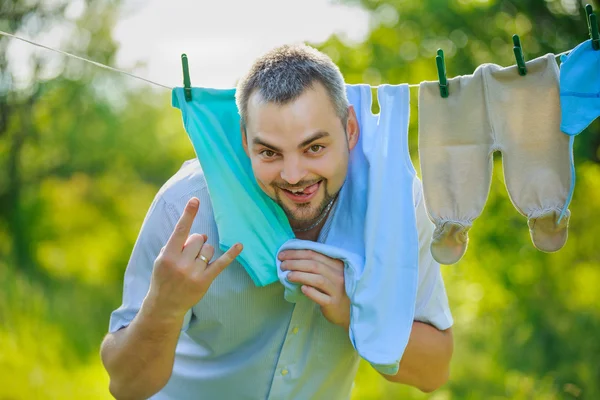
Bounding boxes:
235 43 349 127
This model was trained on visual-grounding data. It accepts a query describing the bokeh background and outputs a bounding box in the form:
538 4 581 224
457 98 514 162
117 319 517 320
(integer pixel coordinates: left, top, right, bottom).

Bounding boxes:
1 0 599 399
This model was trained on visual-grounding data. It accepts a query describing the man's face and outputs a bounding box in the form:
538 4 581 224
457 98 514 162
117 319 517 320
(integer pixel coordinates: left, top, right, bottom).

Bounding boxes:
242 82 359 231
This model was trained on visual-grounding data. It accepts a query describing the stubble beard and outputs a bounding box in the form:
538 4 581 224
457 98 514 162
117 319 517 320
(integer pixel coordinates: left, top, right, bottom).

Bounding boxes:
273 180 338 231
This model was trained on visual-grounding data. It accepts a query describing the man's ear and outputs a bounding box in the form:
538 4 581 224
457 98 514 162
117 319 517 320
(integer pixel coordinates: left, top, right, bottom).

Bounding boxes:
240 119 249 157
346 105 359 151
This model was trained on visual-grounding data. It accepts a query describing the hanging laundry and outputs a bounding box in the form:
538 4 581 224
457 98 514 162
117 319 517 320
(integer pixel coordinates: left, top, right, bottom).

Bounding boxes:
418 53 571 265
172 84 420 375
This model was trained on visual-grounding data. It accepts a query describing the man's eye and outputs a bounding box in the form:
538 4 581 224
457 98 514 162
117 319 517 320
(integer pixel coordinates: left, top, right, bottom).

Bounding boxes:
261 150 276 158
309 145 324 153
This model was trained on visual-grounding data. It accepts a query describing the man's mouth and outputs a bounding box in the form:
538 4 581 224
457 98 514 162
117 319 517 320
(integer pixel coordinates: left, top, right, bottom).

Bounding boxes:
281 181 322 203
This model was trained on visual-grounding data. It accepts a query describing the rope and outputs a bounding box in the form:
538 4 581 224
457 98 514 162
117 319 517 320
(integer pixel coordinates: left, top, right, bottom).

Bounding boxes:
0 29 574 91
0 30 173 89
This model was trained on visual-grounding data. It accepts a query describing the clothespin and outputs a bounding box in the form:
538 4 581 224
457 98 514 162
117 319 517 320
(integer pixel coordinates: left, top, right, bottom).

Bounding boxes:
512 35 527 76
586 4 593 38
591 14 600 50
181 54 192 101
586 4 600 50
436 49 449 98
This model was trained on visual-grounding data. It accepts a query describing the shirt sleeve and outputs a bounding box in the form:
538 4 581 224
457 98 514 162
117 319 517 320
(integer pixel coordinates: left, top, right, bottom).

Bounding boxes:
108 194 192 333
412 178 454 331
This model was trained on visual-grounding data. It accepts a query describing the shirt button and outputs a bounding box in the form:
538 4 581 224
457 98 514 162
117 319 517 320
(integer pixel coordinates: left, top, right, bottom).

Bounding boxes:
281 369 289 376
292 327 299 334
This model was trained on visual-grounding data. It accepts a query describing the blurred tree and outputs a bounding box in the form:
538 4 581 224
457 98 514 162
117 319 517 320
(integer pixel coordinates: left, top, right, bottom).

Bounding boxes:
0 0 125 279
0 2 193 397
0 1 191 281
1 1 68 279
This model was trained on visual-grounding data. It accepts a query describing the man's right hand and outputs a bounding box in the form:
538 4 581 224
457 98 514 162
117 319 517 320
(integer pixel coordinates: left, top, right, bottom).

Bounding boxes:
145 197 243 321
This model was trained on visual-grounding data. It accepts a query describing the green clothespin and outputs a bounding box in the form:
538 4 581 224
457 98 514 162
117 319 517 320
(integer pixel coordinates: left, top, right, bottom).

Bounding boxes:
436 49 449 98
586 4 600 50
590 14 600 50
586 4 594 37
181 54 192 101
512 35 527 76
592 14 600 50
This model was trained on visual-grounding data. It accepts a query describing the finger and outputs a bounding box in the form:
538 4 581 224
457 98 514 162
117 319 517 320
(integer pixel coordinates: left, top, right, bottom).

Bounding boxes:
195 243 215 268
301 285 331 307
281 259 325 274
279 250 336 270
204 243 243 280
164 198 200 256
279 249 320 261
282 259 342 283
287 271 333 295
181 233 206 261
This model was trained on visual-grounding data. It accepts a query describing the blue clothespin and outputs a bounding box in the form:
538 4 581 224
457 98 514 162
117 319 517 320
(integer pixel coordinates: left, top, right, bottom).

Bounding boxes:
436 49 449 98
586 4 600 50
181 54 192 101
512 35 527 76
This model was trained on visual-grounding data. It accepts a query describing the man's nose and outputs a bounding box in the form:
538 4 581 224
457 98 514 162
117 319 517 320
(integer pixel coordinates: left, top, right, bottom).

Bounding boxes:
280 157 307 185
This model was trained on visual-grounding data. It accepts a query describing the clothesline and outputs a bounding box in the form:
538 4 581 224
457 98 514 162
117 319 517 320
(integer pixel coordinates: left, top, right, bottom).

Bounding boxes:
0 30 173 90
0 29 573 91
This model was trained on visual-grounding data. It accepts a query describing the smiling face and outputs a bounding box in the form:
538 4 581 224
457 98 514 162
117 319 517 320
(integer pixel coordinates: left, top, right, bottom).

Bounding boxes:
242 81 359 231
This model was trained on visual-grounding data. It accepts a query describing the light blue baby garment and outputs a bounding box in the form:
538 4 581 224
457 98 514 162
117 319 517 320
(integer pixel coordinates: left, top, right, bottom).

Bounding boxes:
172 88 294 287
277 84 419 375
560 39 600 136
558 39 600 222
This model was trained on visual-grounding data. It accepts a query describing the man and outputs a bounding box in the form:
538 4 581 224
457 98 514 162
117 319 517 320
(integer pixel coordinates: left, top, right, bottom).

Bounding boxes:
100 43 454 400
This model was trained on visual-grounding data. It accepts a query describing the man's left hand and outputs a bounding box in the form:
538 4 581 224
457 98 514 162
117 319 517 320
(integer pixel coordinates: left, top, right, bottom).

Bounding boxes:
279 249 350 330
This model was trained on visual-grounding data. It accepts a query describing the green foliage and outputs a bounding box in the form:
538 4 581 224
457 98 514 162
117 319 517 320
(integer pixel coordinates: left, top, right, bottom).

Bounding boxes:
1 0 599 398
